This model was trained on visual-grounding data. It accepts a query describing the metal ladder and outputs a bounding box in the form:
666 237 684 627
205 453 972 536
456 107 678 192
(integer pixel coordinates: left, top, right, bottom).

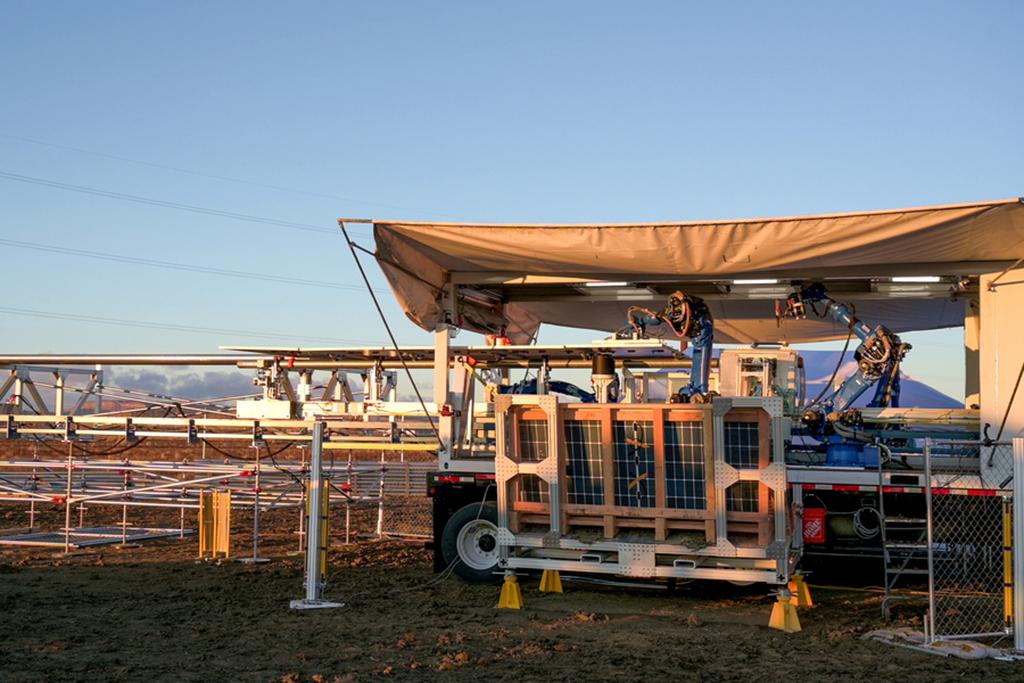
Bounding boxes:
879 459 930 618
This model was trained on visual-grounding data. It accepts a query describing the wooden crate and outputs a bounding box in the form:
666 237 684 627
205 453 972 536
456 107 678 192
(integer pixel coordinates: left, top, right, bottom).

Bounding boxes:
495 396 781 549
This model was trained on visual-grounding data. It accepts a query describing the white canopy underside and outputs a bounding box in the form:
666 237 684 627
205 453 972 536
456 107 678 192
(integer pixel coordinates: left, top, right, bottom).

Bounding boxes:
369 199 1024 345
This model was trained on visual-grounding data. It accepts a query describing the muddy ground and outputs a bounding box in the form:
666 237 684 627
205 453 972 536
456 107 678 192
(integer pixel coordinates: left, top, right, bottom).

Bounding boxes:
0 502 1021 683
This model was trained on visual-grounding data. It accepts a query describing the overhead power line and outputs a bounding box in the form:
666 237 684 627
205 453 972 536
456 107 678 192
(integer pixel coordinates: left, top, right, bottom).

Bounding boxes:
0 306 384 346
0 170 374 237
0 132 469 220
0 237 383 293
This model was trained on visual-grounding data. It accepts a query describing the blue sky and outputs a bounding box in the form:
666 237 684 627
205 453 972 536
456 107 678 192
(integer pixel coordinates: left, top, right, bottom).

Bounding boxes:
2 1 1022 402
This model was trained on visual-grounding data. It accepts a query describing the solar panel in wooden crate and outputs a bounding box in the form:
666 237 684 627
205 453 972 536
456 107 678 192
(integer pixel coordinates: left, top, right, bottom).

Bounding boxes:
501 403 774 547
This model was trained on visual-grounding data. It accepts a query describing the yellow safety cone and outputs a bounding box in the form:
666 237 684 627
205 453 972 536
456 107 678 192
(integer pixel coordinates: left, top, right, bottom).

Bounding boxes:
768 591 801 633
788 575 813 608
539 569 563 593
497 575 524 609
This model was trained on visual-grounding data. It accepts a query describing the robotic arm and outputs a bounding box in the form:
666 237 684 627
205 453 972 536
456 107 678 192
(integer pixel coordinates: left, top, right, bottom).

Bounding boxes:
624 291 714 401
781 283 911 428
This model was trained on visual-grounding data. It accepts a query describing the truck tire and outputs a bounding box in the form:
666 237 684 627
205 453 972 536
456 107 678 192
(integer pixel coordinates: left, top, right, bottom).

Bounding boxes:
440 501 503 585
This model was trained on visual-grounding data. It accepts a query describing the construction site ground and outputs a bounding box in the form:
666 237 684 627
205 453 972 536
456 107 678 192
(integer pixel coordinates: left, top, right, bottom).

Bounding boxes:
0 502 1020 683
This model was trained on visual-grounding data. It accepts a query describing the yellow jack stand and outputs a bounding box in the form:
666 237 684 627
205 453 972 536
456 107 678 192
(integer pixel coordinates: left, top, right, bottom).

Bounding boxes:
768 591 801 633
539 570 563 593
497 575 524 609
788 575 813 608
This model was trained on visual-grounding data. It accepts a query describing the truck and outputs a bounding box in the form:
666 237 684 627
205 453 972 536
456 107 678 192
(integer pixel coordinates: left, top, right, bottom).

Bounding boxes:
360 199 1024 593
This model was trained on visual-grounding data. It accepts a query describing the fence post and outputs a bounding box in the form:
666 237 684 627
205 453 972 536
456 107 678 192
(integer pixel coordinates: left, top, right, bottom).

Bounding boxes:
1013 437 1024 650
925 438 935 644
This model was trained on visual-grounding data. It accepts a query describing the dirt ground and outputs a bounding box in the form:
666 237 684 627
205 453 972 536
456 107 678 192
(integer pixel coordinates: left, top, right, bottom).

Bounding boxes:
1 502 1021 683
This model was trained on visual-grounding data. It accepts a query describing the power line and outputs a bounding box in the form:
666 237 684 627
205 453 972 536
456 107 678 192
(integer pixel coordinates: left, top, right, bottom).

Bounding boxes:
0 237 384 293
0 306 385 346
0 170 377 238
0 132 470 220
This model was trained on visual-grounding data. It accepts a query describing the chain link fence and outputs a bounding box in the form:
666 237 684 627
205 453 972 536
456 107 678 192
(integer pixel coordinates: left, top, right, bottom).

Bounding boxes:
926 439 1013 641
319 460 435 540
379 461 434 539
381 496 433 539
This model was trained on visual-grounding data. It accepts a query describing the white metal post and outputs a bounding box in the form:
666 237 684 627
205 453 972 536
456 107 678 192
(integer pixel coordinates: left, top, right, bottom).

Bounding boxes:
93 367 102 414
54 373 64 416
291 421 343 609
1012 437 1024 650
434 323 454 466
305 424 324 600
925 439 936 644
63 442 73 554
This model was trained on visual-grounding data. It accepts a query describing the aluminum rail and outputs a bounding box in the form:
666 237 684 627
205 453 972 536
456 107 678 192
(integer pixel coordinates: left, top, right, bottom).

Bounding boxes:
0 355 263 366
0 355 706 370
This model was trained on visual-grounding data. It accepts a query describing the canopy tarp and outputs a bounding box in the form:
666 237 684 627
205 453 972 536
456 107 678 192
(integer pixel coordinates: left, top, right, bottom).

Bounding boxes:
368 198 1024 345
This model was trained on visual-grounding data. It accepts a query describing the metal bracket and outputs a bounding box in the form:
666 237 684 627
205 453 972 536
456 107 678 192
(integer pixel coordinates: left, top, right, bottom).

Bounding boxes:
64 417 76 441
536 454 559 485
760 396 784 418
496 527 516 546
618 543 657 577
124 418 138 444
542 531 561 548
537 394 559 419
765 540 788 561
252 421 265 448
187 419 199 445
715 460 740 489
716 537 738 557
493 395 514 416
494 453 520 483
760 462 787 492
712 397 733 418
5 415 17 440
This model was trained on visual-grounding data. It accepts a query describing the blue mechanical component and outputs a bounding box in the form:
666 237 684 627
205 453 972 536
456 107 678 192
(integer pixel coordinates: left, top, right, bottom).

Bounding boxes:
781 284 912 466
623 292 714 401
497 378 597 403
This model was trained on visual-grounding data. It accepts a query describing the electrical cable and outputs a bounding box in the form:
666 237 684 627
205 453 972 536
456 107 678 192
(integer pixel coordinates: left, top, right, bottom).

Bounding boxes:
0 305 384 346
29 404 175 457
341 557 463 603
199 438 248 460
342 482 497 602
995 356 1024 441
339 222 441 446
804 302 857 412
0 171 344 235
0 237 377 293
0 132 471 220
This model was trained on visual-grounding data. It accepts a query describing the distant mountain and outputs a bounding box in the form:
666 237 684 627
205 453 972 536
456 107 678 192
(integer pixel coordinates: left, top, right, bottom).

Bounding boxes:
795 350 962 409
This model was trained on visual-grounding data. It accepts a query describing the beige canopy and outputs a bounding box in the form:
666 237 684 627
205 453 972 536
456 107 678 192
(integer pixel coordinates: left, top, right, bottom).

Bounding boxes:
366 198 1024 345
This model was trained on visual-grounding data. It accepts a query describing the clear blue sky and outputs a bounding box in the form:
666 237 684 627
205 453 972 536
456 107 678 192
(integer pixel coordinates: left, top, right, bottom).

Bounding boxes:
2 1 1021 401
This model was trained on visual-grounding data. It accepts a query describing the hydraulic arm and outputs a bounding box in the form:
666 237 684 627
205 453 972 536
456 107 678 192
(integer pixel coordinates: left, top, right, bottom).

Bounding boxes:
623 291 714 401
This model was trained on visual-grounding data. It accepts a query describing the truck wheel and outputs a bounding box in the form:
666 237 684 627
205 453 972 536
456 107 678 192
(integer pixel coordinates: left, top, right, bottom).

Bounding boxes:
441 502 502 585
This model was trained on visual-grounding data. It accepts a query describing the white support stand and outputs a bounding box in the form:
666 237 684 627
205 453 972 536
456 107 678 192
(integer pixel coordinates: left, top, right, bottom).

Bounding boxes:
291 421 343 610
